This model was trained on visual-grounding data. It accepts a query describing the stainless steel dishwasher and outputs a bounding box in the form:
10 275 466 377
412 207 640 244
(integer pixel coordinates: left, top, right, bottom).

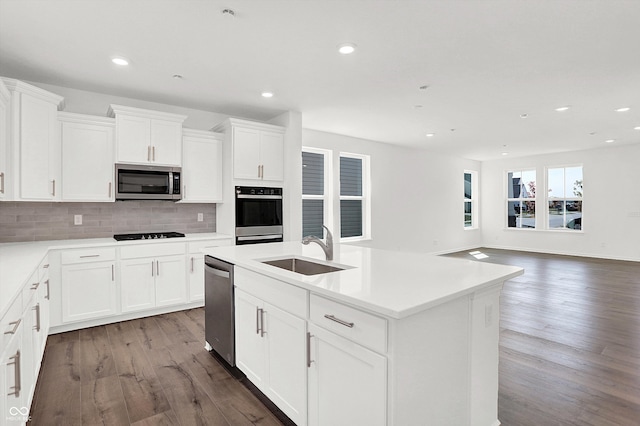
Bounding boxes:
204 256 235 366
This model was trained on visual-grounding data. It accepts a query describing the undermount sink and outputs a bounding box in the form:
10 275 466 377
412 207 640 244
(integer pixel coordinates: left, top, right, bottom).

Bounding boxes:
261 257 346 276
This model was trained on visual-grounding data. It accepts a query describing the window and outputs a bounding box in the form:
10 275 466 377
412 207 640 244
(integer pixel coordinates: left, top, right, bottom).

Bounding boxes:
548 166 583 230
340 153 369 240
507 169 536 228
464 171 478 229
302 149 330 238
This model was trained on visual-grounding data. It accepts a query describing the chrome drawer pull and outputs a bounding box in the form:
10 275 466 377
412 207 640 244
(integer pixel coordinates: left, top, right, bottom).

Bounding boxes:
33 303 41 332
4 319 21 335
324 314 354 328
30 282 40 290
8 350 21 397
80 254 100 258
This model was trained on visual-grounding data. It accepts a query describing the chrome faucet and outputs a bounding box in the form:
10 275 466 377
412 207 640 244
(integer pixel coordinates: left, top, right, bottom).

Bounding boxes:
302 225 333 261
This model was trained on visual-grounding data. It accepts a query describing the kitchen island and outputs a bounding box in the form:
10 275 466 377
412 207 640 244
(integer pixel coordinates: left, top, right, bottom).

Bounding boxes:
203 242 524 426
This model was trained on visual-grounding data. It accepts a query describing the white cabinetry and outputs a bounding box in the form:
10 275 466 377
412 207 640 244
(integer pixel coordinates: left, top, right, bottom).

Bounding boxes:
120 243 187 312
182 129 223 203
187 239 232 302
0 79 10 200
212 118 284 182
60 247 117 323
59 112 115 201
234 267 307 426
1 78 64 201
108 104 186 166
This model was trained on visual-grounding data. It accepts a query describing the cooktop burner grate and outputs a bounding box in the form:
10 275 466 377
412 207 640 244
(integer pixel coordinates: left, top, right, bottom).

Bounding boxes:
113 232 186 241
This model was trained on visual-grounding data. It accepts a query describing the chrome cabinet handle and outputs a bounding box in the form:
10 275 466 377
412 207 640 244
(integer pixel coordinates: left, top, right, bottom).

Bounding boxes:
324 314 355 328
4 319 21 335
256 307 261 334
30 282 40 290
80 254 100 258
51 179 56 196
152 146 155 161
45 279 50 300
108 182 112 197
43 264 49 269
0 172 4 194
190 257 194 273
260 309 266 337
33 303 41 332
151 261 155 277
307 332 314 367
7 350 21 397
147 145 151 161
257 164 261 178
111 264 115 281
156 260 159 276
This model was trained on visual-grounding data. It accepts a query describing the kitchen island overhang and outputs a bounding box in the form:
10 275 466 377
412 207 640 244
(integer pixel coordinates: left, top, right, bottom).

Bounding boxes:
203 242 523 426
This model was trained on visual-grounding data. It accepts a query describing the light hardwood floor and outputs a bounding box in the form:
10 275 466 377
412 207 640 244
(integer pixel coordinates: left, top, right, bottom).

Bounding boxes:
29 248 640 425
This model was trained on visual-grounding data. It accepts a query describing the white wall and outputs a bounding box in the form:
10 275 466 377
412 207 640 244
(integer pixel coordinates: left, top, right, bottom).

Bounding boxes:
481 144 640 261
303 129 483 254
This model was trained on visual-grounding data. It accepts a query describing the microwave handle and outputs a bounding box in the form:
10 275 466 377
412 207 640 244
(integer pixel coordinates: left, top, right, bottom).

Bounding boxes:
169 172 174 196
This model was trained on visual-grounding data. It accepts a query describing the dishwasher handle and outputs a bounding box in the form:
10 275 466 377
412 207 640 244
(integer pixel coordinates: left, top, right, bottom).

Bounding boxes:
205 263 231 279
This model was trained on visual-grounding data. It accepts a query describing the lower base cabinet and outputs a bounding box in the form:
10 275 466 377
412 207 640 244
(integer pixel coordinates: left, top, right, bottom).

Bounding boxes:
235 288 307 426
307 323 387 426
120 255 186 312
61 261 117 323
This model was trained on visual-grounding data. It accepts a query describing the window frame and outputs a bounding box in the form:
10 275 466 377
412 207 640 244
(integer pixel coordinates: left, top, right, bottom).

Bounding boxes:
464 170 478 230
546 164 583 232
505 168 537 230
301 147 333 239
339 152 371 242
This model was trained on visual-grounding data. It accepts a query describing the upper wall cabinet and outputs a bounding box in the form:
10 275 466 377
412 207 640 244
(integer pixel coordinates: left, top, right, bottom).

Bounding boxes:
2 78 65 201
0 79 10 200
213 118 285 182
59 112 115 202
107 105 186 166
182 129 223 203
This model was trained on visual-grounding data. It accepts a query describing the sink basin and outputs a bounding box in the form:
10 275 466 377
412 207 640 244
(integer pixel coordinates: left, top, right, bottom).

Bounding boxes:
261 257 346 276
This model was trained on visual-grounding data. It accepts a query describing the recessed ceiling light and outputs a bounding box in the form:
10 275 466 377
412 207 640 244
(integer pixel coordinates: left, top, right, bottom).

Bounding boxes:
520 113 528 119
425 133 435 137
419 85 429 91
605 139 615 143
111 57 129 66
172 74 183 80
634 126 640 130
414 105 423 109
501 152 509 156
337 43 357 54
615 107 630 112
261 92 273 98
555 106 570 112
221 8 235 17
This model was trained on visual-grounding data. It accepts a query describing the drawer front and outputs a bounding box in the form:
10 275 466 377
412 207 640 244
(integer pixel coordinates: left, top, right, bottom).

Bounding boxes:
120 242 186 259
234 267 307 318
1 294 23 348
61 247 116 264
22 269 40 309
189 238 232 253
310 294 387 354
39 256 50 280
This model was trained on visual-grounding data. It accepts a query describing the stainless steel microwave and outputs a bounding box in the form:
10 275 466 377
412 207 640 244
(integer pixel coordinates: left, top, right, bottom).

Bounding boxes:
115 164 181 201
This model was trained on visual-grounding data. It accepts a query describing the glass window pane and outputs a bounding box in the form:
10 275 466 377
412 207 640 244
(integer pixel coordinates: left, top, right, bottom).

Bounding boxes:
521 170 536 198
340 200 362 238
520 201 535 228
464 201 472 227
565 166 583 198
464 173 472 199
340 157 362 196
566 201 582 230
302 151 324 195
548 200 565 228
507 201 519 228
507 172 521 198
548 168 564 198
303 199 324 238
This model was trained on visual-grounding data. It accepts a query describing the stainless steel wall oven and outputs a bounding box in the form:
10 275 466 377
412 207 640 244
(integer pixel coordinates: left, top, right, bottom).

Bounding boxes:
235 186 283 245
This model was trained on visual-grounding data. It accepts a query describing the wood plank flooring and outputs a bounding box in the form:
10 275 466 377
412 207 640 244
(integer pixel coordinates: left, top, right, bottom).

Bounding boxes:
29 310 283 426
29 248 640 425
446 248 640 426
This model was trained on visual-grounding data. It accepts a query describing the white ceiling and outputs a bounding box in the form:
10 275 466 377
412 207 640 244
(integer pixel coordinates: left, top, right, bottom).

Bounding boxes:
1 0 639 161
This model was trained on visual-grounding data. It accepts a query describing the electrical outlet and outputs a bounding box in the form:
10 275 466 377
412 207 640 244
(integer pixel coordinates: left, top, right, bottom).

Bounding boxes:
197 213 204 222
74 214 82 225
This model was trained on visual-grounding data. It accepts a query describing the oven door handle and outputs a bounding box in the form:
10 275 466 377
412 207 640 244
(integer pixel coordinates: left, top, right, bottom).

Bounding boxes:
236 194 282 200
237 235 283 242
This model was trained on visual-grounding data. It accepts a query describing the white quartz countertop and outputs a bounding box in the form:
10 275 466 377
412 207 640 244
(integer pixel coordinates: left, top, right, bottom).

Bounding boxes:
0 233 232 318
202 242 524 319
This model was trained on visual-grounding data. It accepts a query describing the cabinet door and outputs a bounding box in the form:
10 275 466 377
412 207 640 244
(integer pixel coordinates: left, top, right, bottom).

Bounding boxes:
61 261 117 322
19 93 59 200
235 289 267 389
182 135 222 202
120 258 156 313
188 252 205 302
233 127 261 180
61 121 114 201
150 119 182 166
116 114 150 163
154 255 187 307
308 323 387 426
0 89 8 200
259 131 284 181
2 329 25 422
264 303 307 426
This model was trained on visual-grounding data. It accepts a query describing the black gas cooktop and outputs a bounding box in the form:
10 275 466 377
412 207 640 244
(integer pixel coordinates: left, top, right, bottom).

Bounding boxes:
113 232 185 241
